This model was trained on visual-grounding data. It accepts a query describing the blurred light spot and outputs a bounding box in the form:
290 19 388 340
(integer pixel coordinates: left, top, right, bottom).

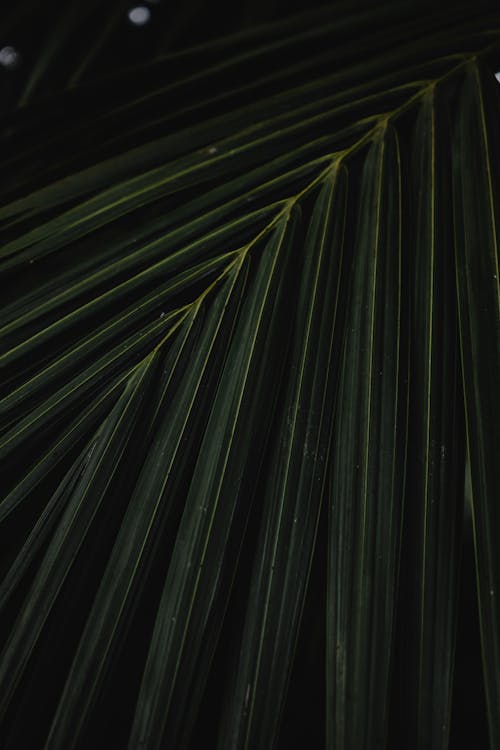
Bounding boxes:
496 71 500 84
128 6 151 25
0 46 20 69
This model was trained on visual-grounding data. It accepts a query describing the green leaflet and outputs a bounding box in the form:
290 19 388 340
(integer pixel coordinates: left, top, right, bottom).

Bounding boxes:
128 214 299 749
0 253 231 420
452 61 500 748
217 167 347 750
0 310 185 463
43 256 251 749
0 372 127 525
327 125 408 750
0 7 489 216
0 86 408 266
0 205 274 326
0 435 99 607
393 88 465 749
0 353 157 720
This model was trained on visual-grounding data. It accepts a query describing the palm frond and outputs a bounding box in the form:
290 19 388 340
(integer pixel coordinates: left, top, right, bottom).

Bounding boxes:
452 60 500 749
1 3 499 748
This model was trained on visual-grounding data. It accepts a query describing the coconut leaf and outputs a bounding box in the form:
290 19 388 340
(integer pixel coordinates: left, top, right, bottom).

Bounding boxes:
392 88 465 750
326 123 407 750
1 3 500 749
452 60 500 748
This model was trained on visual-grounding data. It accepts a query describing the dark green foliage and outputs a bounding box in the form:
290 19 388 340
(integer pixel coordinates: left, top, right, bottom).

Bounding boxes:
0 2 499 748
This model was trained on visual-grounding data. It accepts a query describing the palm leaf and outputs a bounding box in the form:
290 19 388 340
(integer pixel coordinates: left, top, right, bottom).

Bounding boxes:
1 3 499 748
452 60 500 748
393 88 465 749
